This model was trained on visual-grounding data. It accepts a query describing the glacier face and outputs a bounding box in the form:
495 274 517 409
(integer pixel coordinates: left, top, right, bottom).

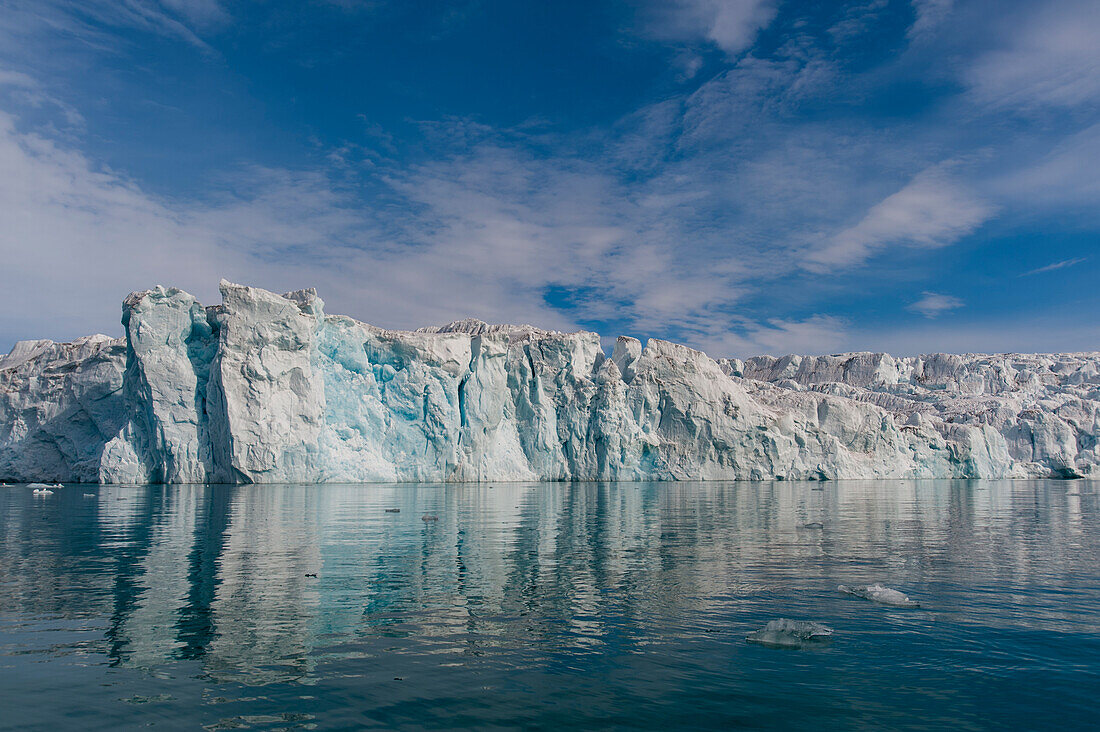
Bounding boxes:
1 281 1097 484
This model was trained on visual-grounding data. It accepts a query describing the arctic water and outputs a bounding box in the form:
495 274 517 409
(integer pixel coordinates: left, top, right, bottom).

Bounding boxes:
2 480 1098 730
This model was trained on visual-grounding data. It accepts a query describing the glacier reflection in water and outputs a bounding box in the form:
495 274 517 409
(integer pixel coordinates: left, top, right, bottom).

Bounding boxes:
1 480 1099 730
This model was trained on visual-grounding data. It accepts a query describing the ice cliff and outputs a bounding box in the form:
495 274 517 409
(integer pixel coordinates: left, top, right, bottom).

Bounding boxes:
2 281 1097 483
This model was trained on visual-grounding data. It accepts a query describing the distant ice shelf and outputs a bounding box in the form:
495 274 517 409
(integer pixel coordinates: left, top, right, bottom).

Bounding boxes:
1 281 1098 484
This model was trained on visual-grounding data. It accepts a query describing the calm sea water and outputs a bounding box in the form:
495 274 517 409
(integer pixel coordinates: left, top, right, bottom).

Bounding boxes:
1 480 1098 730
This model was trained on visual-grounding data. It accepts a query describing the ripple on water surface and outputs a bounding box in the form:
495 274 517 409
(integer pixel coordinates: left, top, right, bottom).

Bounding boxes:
1 480 1099 730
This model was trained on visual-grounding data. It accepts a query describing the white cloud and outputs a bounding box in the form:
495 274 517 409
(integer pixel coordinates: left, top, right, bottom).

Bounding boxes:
0 1 227 55
805 167 993 271
699 0 778 54
677 55 835 150
907 291 964 318
695 315 852 358
908 0 953 39
0 66 85 130
384 142 750 333
965 0 1100 111
4 0 1096 360
0 106 572 346
0 110 268 343
0 70 36 88
637 0 778 56
995 122 1100 213
159 0 229 28
0 104 753 351
1020 257 1087 276
828 1 890 44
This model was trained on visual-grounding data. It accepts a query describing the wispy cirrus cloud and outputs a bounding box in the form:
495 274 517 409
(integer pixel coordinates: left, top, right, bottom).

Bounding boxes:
158 0 229 28
0 103 746 347
908 0 954 39
964 0 1100 111
907 291 964 318
805 168 994 272
1020 257 1088 277
0 70 36 88
633 0 778 56
695 315 851 359
0 68 85 130
0 0 228 56
995 123 1100 216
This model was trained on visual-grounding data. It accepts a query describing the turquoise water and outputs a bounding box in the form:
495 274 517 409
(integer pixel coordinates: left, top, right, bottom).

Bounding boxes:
1 480 1099 730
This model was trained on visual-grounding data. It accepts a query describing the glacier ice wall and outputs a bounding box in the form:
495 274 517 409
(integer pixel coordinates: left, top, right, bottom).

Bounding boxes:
1 281 1097 483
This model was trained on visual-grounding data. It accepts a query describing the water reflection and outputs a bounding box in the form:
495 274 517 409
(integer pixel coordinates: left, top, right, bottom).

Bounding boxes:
1 480 1099 728
1 481 1096 680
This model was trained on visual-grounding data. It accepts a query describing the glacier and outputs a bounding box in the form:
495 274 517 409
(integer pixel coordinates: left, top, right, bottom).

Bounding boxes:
1 281 1098 484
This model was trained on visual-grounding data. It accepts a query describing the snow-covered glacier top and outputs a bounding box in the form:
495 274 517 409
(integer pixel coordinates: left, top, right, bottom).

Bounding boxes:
1 281 1097 483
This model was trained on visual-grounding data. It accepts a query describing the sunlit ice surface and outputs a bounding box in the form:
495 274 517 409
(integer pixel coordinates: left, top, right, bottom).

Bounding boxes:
1 480 1098 730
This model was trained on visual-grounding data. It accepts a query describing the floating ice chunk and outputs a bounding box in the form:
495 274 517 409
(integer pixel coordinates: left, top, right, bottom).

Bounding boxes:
746 619 834 648
838 583 919 607
121 694 174 705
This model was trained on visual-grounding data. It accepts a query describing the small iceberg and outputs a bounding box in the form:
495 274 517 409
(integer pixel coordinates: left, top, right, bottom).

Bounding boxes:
838 584 920 608
746 619 834 648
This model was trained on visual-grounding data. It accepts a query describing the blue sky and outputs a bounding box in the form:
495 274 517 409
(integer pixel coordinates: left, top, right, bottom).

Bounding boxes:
0 0 1097 357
